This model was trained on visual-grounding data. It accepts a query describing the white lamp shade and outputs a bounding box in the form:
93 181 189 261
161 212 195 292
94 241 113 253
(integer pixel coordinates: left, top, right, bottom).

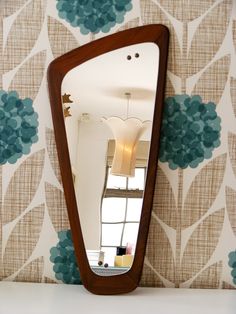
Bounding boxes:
102 117 151 177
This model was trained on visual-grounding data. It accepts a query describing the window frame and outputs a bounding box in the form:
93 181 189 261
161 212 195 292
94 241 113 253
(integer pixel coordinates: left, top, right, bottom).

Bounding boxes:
100 166 146 258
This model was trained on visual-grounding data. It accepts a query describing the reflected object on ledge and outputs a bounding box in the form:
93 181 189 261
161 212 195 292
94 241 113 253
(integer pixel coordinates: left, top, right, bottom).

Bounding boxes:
114 255 134 267
86 250 104 266
114 245 134 267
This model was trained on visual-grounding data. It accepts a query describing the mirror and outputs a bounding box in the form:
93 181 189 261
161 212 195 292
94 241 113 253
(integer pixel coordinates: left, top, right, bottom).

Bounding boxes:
48 25 169 294
61 42 159 276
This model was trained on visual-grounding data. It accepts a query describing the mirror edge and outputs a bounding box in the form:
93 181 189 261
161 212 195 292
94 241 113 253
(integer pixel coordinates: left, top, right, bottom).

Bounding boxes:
47 24 169 295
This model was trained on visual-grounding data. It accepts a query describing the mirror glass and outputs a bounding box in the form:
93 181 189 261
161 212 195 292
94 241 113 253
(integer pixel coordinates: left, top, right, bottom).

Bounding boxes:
61 42 159 276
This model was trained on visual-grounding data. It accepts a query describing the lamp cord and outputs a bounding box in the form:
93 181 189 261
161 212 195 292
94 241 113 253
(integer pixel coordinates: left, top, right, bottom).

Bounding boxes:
126 93 130 119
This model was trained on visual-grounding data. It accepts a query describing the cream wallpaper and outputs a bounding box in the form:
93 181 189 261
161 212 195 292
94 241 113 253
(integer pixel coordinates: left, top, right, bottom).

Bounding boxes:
0 0 235 289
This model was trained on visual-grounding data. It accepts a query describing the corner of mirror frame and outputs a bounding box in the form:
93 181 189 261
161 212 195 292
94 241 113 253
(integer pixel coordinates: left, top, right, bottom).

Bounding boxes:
47 24 169 295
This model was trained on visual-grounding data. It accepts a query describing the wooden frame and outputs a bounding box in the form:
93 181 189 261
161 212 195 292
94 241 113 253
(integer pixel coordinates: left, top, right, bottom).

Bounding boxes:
47 25 169 295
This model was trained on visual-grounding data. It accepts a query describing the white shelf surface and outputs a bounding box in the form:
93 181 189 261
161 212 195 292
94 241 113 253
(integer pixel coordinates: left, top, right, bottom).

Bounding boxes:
0 282 235 314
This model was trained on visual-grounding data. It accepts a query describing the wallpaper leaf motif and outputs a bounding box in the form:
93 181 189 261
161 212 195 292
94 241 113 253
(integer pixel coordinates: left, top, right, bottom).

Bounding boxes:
233 20 236 53
222 281 236 289
228 132 236 179
45 183 69 232
189 262 222 289
44 277 57 284
146 214 175 283
153 166 177 229
139 258 165 287
230 77 236 119
182 154 226 228
187 1 231 76
225 187 236 237
116 17 139 32
2 204 44 278
45 128 62 185
2 149 45 224
158 0 216 22
181 208 224 282
47 16 78 59
0 0 28 18
9 50 46 100
165 76 176 97
140 0 182 77
3 0 46 72
0 21 3 88
192 55 230 104
13 257 44 283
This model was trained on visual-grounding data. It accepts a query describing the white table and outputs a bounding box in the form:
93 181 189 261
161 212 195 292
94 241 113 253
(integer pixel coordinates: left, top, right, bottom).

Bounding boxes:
0 282 235 314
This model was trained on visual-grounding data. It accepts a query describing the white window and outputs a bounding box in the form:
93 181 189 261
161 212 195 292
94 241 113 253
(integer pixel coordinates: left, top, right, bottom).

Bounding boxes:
100 167 146 265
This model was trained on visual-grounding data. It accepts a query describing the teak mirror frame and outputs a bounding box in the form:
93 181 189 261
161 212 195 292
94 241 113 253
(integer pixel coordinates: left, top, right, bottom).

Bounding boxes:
47 24 169 295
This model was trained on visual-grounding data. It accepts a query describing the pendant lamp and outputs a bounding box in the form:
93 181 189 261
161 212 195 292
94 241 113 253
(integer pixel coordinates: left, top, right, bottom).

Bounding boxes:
102 93 151 177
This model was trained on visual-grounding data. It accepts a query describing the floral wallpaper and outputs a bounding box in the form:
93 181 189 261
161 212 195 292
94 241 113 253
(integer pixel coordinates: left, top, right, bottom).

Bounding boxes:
0 0 235 289
0 90 38 164
56 0 133 34
159 95 221 169
50 230 82 284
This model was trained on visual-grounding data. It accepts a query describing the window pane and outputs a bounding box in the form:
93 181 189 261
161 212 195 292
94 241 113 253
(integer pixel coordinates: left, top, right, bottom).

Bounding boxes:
126 198 142 221
107 168 126 189
102 223 123 246
122 223 139 248
102 198 126 222
128 168 145 190
101 247 116 266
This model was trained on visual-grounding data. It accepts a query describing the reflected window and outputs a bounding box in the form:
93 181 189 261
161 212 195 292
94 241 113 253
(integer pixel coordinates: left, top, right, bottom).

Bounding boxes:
101 167 146 266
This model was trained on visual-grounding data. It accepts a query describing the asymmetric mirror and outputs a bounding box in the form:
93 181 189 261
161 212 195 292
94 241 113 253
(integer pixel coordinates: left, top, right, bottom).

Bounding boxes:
48 25 169 294
61 43 159 276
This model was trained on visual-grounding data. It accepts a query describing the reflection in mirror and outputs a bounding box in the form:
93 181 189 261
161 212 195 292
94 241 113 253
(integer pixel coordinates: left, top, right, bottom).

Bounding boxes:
61 43 159 276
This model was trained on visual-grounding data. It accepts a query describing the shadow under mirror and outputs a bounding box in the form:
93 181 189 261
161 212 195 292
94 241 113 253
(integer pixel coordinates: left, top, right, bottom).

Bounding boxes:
61 42 160 276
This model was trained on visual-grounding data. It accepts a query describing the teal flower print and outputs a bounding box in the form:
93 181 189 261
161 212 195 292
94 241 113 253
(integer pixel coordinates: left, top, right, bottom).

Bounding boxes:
0 90 38 165
56 0 132 34
159 94 221 170
50 230 82 284
228 250 236 285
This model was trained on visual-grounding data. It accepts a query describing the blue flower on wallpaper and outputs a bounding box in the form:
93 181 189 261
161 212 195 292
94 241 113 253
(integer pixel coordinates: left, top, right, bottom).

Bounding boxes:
56 0 132 34
159 94 221 170
50 229 82 285
228 250 236 285
0 90 38 165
